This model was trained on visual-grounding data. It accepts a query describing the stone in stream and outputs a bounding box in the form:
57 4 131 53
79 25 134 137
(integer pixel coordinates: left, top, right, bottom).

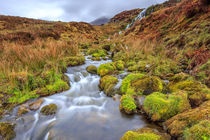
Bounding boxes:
41 104 57 115
17 104 30 116
0 122 16 140
29 99 44 110
86 65 97 74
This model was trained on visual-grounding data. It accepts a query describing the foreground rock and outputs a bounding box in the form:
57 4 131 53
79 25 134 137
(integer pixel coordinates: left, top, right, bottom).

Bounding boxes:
143 91 191 121
120 95 137 114
17 104 30 116
41 104 57 115
86 65 97 74
99 75 118 96
0 122 16 140
121 127 171 140
29 99 44 110
165 100 210 138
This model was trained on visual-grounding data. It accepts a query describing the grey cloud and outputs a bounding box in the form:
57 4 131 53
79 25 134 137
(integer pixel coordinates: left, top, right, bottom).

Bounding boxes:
0 0 167 22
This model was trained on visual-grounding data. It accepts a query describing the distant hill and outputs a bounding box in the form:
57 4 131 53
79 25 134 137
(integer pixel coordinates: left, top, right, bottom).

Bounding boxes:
90 17 110 25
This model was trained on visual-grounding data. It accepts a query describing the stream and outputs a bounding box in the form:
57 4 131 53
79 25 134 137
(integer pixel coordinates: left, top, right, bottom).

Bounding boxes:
1 56 152 140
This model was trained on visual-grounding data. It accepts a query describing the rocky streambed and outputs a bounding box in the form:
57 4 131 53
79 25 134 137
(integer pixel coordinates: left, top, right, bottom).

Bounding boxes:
0 56 160 140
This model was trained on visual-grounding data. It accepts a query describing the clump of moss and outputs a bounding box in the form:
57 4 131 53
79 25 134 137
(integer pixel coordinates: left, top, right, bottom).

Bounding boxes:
128 65 139 72
97 62 117 77
114 60 125 71
169 79 208 106
99 75 118 96
41 104 57 115
121 128 171 140
64 55 85 66
121 73 145 94
131 76 163 95
119 95 137 114
184 120 210 140
0 122 16 140
86 65 97 74
87 48 107 58
166 100 210 138
143 91 191 121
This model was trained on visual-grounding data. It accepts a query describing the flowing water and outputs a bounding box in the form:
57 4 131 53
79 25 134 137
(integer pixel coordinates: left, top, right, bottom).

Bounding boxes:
1 56 150 140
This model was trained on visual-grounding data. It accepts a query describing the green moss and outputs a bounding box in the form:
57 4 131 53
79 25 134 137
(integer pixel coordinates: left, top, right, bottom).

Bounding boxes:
128 65 138 72
121 128 170 140
143 91 191 121
121 73 145 94
99 75 118 96
64 55 85 66
184 120 210 140
166 100 210 138
86 65 97 74
46 79 69 93
41 104 57 115
120 95 137 114
87 48 107 57
114 60 125 70
0 122 16 140
132 76 163 95
97 62 117 77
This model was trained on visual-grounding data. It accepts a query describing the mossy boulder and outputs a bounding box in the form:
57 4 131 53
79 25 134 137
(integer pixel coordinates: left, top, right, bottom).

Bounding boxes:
165 100 210 138
121 128 171 140
114 60 125 71
121 73 145 94
0 122 16 140
131 76 163 95
143 91 191 121
87 48 107 57
128 65 138 72
86 65 97 74
183 120 210 140
119 95 137 114
121 74 163 96
97 63 117 77
41 104 57 115
99 75 118 97
169 78 208 106
64 55 85 66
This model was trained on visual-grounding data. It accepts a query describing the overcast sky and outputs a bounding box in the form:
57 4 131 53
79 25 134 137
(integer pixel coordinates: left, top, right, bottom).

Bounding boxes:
0 0 167 22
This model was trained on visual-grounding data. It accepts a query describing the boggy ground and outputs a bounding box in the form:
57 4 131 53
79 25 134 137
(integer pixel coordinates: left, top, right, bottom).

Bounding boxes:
0 0 210 139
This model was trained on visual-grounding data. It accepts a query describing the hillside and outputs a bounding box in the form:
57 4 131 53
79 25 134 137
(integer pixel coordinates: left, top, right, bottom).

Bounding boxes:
0 0 209 140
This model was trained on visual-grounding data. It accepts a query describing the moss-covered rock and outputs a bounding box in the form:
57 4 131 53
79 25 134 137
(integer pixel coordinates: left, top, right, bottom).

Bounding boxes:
41 104 57 115
97 62 117 77
0 122 16 140
121 128 171 140
86 65 97 74
64 55 85 66
119 95 137 114
87 48 107 57
127 65 138 72
131 76 163 95
183 120 210 140
121 73 145 94
114 60 125 71
99 75 118 96
37 79 70 96
143 91 191 121
169 79 208 106
165 100 210 138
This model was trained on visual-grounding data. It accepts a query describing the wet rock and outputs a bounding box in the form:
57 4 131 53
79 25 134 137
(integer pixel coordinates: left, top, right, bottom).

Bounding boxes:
99 75 118 97
86 65 97 74
17 104 30 116
29 99 44 110
41 104 57 115
121 127 171 140
0 122 16 140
